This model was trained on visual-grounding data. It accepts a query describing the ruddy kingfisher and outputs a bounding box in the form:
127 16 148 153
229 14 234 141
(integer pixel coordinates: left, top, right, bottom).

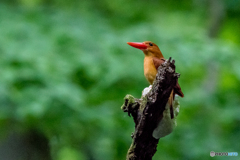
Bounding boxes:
127 41 184 119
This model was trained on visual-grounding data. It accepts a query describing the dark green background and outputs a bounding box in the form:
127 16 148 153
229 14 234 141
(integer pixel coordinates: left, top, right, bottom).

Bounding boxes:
0 0 239 160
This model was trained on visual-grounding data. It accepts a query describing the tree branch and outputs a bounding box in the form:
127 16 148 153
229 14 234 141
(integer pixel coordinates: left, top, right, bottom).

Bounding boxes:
121 57 180 160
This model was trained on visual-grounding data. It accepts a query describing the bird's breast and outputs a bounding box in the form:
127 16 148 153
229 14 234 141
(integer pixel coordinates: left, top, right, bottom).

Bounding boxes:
144 57 158 84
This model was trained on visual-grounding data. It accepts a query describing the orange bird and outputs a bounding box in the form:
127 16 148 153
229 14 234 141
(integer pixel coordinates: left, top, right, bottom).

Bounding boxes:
127 41 184 118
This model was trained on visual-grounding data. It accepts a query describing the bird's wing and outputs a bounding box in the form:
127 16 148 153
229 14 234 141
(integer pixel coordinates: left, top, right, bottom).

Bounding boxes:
152 57 165 69
152 57 184 98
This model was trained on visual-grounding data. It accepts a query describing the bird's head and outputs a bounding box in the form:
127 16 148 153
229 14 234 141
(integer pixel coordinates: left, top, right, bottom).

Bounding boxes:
127 41 163 58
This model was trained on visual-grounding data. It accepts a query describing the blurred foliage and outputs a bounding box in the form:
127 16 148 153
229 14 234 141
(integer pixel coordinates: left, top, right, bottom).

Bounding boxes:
0 0 240 160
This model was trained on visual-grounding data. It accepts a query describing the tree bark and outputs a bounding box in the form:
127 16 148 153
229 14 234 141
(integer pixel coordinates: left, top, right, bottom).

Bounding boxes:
121 58 180 160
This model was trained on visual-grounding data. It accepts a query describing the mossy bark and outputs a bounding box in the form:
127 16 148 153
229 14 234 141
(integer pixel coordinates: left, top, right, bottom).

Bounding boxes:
121 58 180 160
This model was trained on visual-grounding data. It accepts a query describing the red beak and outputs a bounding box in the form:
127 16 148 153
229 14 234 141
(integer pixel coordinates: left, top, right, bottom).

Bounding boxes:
127 42 148 50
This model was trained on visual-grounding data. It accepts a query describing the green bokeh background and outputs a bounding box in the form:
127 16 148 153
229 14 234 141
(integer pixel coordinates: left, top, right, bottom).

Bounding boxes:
0 0 239 160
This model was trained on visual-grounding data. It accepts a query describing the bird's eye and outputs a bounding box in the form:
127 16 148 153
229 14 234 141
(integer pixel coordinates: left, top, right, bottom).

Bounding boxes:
149 43 153 46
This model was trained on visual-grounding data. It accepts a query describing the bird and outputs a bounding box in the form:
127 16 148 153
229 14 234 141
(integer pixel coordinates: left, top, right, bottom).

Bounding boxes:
127 41 184 119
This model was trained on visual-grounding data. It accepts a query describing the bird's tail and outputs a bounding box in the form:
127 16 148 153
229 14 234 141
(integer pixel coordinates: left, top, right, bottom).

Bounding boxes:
168 90 174 119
